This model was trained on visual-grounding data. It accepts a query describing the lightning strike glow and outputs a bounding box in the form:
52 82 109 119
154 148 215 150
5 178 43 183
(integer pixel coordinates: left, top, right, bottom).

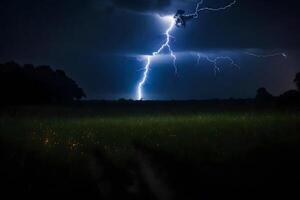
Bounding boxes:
136 16 176 100
136 1 237 100
196 53 239 75
137 56 151 100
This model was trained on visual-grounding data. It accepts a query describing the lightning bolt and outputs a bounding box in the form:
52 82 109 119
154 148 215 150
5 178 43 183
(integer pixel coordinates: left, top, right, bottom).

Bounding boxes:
136 0 237 100
196 50 287 75
137 56 151 101
153 16 177 74
245 52 288 59
196 53 239 75
136 16 176 100
189 0 237 18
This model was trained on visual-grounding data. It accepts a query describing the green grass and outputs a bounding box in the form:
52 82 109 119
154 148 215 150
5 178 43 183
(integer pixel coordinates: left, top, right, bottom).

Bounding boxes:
1 112 300 165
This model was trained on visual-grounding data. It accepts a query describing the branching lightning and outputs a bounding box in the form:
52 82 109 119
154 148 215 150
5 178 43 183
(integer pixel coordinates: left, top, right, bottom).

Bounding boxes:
136 0 237 100
195 50 287 75
136 16 176 100
192 0 237 18
196 53 239 75
153 16 177 74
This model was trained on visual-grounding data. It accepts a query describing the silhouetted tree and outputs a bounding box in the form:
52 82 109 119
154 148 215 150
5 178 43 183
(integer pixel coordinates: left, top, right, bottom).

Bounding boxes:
0 61 86 104
255 87 274 102
279 90 300 105
294 72 300 91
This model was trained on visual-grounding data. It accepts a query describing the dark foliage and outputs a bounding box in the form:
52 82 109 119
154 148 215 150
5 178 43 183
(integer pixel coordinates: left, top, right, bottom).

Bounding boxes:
255 87 274 102
294 72 300 91
278 90 300 105
255 72 300 107
0 61 86 104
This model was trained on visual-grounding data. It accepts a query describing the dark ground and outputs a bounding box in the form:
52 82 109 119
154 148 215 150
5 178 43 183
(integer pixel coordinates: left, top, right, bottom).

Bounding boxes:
0 101 300 200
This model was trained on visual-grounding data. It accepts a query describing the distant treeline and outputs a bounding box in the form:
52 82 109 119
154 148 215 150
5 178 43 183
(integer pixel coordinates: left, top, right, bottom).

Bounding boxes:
0 61 86 104
1 60 300 107
255 72 300 106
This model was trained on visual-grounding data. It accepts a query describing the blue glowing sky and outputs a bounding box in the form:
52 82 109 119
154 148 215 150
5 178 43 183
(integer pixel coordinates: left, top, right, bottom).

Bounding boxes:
1 0 300 99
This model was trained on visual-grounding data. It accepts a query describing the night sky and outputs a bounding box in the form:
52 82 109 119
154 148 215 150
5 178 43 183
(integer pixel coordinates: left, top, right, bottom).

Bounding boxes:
1 0 300 100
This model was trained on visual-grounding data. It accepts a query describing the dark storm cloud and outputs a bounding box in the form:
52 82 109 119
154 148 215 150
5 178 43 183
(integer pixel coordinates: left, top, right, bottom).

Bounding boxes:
173 0 300 50
98 0 195 14
1 0 300 99
96 0 300 49
111 0 171 13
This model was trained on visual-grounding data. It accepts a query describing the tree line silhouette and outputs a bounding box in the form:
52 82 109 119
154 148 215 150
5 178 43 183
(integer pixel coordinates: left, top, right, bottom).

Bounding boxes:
256 72 300 106
0 61 86 104
1 60 300 106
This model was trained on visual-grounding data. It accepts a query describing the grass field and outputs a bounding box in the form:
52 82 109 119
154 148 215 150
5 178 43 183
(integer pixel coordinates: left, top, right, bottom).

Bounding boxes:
1 104 300 199
2 111 300 163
